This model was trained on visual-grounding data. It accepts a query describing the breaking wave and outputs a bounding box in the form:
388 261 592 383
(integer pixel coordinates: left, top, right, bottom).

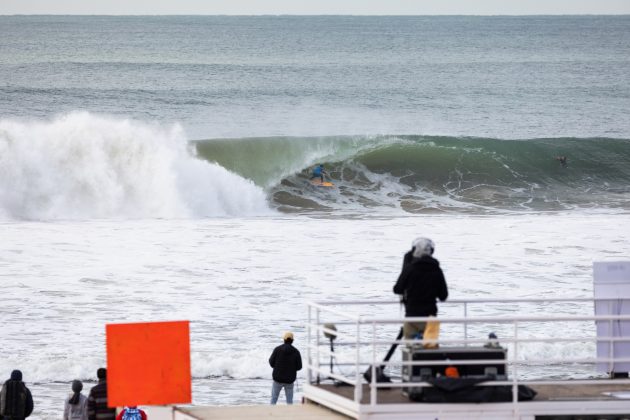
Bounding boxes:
196 135 630 214
3 113 628 219
0 113 269 220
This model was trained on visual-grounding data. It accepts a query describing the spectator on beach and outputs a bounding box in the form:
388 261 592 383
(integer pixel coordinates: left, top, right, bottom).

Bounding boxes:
63 380 88 420
393 237 448 340
87 368 115 420
269 331 302 405
116 406 147 420
0 370 34 420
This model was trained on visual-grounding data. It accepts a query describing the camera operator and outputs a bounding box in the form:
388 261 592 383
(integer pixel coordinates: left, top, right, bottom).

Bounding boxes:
393 237 448 340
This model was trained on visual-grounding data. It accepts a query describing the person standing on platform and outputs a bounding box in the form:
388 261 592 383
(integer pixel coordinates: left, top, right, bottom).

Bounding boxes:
393 237 448 340
269 332 302 405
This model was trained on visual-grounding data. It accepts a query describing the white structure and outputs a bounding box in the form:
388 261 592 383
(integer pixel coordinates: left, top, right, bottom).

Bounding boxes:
594 261 630 373
303 296 630 420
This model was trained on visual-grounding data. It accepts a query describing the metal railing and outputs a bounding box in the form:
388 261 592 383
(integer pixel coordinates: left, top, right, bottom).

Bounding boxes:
305 298 630 411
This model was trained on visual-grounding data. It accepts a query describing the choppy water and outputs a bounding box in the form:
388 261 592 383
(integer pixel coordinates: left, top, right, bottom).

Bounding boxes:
1 15 629 419
1 15 630 140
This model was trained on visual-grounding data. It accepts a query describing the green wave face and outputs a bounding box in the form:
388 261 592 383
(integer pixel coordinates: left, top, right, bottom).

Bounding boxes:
194 135 386 188
195 136 630 214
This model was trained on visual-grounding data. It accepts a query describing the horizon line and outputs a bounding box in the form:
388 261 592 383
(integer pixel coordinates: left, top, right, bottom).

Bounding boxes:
2 13 630 17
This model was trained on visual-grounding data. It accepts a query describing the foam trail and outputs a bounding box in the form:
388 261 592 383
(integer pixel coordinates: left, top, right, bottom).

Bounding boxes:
0 113 269 220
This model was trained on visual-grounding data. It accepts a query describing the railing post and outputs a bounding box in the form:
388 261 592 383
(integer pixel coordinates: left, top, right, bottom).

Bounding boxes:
512 319 519 417
354 318 362 403
316 307 321 384
371 321 377 406
464 302 469 347
307 304 312 384
609 300 614 377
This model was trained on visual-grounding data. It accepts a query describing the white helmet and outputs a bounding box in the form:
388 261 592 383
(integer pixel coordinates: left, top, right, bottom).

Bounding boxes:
412 237 435 258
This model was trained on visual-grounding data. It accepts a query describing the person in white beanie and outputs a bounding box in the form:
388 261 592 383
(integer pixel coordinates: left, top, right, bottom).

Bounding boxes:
393 237 448 340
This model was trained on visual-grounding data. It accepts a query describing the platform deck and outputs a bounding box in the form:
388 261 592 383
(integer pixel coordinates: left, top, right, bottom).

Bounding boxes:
313 382 630 404
175 403 351 419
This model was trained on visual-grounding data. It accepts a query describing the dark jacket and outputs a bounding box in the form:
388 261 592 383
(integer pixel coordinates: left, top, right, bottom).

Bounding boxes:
269 343 302 384
0 373 34 420
87 380 115 420
393 253 448 316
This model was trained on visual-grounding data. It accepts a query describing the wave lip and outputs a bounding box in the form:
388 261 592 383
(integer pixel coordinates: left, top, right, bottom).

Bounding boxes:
0 112 270 220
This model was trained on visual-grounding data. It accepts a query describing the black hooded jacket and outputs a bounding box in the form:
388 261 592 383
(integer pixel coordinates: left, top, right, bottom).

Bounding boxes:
0 370 34 420
269 343 302 384
393 253 448 316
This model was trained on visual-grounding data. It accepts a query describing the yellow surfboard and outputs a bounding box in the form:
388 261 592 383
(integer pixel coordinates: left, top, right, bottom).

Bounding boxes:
310 179 335 188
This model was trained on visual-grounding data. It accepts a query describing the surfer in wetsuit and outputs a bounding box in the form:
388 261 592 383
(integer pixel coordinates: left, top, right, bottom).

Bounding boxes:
555 156 567 167
310 164 328 183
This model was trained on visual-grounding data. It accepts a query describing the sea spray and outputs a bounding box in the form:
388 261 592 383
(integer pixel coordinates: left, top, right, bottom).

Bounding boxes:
0 113 269 220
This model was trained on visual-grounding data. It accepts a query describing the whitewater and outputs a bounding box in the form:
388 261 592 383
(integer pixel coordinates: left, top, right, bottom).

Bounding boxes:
1 15 630 419
3 213 629 417
0 113 268 220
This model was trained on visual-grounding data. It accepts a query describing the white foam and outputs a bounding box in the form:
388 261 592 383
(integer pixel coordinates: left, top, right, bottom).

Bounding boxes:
2 213 629 417
0 112 270 220
0 354 103 383
192 350 269 379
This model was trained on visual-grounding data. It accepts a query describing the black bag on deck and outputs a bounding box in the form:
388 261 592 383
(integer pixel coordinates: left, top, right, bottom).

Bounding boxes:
408 376 537 403
363 366 393 384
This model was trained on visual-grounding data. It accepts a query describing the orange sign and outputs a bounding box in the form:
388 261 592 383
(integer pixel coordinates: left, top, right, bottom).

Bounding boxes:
106 320 191 407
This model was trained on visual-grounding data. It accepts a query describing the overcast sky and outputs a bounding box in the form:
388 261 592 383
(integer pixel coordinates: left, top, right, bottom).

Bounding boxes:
2 0 630 15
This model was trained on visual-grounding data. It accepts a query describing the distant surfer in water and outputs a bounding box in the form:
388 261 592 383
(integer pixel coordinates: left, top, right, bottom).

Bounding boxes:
310 164 328 183
555 156 567 167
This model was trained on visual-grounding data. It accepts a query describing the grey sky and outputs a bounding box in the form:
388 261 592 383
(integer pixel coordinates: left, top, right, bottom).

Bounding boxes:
2 0 629 15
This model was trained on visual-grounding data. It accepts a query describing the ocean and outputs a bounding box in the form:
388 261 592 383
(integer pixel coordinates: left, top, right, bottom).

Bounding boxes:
1 15 629 418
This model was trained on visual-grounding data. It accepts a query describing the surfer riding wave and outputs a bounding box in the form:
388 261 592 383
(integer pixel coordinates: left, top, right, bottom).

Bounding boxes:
310 164 328 183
